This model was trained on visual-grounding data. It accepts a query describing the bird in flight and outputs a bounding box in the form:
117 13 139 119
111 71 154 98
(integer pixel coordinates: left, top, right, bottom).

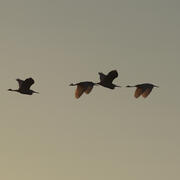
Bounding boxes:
97 70 121 89
69 81 97 99
126 83 158 98
8 77 39 95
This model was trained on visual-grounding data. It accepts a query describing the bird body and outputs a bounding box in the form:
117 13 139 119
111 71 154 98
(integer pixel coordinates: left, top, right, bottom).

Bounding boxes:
70 81 97 98
8 78 39 95
126 83 158 98
97 70 121 89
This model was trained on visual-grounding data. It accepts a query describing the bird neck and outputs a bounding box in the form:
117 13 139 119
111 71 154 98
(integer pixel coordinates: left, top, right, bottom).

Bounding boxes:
8 89 19 92
126 85 135 88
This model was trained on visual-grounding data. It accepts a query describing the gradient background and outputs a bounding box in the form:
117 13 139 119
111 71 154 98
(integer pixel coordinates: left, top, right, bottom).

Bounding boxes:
0 0 180 180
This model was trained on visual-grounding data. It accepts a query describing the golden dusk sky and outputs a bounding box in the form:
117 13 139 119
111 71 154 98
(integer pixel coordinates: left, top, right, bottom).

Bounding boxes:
0 0 180 180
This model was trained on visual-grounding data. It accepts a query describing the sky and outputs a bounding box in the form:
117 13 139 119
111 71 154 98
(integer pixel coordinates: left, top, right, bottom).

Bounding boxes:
0 0 180 180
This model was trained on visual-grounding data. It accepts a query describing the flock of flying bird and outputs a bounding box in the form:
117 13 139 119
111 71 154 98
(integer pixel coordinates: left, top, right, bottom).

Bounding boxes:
8 70 159 99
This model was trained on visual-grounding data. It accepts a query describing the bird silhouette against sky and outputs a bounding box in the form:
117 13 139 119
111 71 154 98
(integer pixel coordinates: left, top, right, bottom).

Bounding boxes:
97 70 121 89
69 81 97 99
8 77 39 95
126 83 158 98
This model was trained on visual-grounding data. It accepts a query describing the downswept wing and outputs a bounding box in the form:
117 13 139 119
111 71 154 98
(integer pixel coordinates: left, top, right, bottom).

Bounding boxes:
142 87 153 98
75 85 86 98
134 87 143 98
85 85 93 94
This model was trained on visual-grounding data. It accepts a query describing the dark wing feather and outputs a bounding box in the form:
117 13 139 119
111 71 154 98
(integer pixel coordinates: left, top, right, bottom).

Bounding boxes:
142 87 153 98
98 72 106 81
16 79 24 88
106 70 118 82
22 78 35 90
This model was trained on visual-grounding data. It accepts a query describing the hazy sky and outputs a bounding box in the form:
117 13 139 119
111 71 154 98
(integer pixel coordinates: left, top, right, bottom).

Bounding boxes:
0 0 180 180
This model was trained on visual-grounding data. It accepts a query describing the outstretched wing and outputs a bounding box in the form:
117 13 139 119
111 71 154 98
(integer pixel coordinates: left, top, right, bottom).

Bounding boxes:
106 70 118 82
134 87 143 98
16 79 24 88
98 72 106 81
142 87 153 98
75 85 86 98
22 78 35 90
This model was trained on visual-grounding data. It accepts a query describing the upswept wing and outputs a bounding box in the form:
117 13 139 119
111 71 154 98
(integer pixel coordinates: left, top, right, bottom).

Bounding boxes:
98 72 106 81
21 78 35 90
142 87 153 98
16 79 24 88
106 70 118 82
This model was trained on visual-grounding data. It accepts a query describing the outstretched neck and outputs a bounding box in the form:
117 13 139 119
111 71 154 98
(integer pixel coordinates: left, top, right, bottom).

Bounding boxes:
126 85 135 88
8 89 19 92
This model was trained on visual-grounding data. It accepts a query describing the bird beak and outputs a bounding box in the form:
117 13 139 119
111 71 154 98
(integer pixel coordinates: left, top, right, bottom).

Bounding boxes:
154 85 159 88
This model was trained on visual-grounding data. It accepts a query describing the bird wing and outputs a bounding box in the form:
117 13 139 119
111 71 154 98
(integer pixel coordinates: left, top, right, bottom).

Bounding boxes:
142 87 153 98
16 79 24 88
75 85 86 98
85 85 93 94
134 87 143 98
98 72 106 81
106 70 118 82
22 78 35 90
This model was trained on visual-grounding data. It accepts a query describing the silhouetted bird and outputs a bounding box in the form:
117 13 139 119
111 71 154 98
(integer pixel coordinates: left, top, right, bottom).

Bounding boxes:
126 83 158 98
97 70 121 89
70 81 97 99
8 78 39 95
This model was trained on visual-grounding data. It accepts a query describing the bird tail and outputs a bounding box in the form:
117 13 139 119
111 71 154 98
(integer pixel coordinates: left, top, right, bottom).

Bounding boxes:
154 85 159 88
115 85 121 88
33 90 39 94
